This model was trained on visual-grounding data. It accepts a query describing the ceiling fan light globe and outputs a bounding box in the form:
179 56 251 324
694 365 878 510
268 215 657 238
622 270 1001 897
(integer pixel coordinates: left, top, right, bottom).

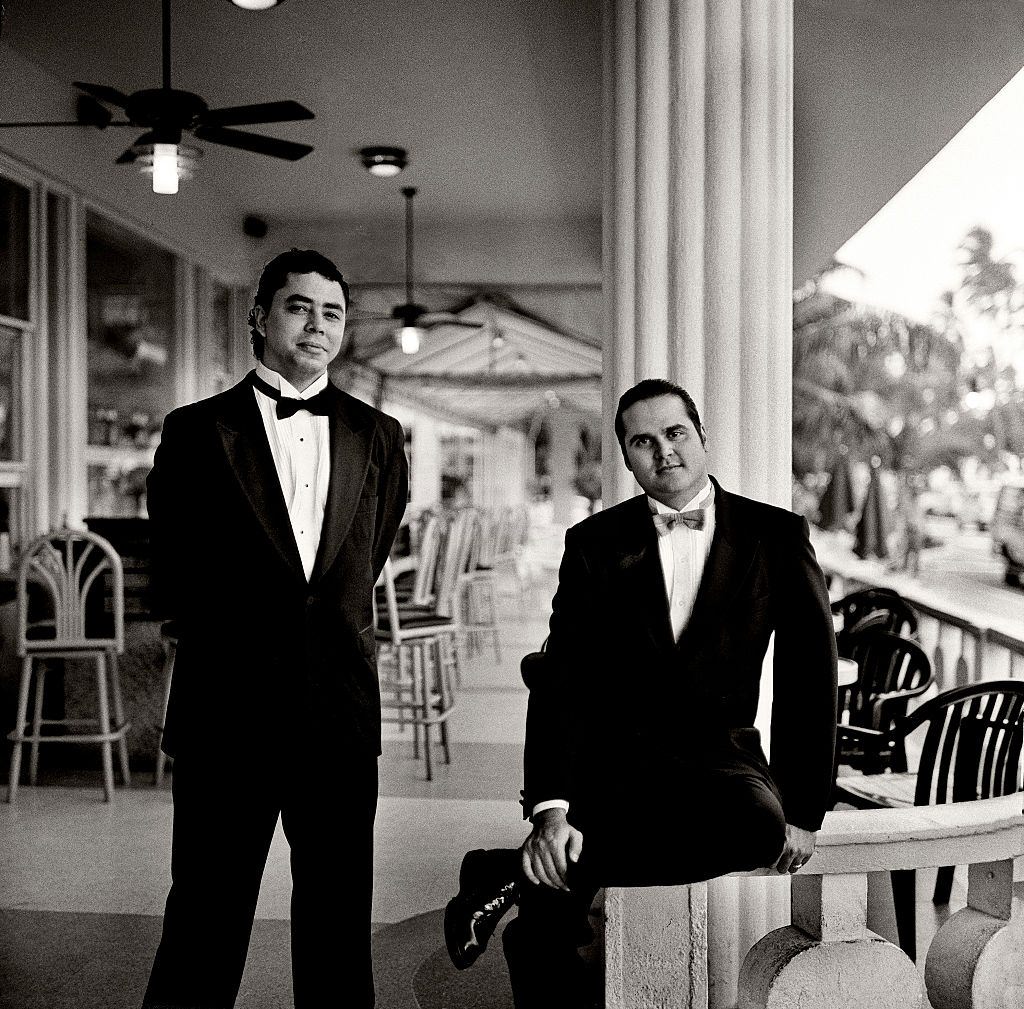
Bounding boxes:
228 0 283 9
359 146 408 177
398 326 422 354
368 162 403 178
151 143 179 195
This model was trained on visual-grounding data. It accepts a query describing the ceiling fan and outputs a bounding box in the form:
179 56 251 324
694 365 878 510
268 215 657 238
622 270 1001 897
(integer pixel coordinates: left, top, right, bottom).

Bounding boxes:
0 0 314 192
348 186 485 354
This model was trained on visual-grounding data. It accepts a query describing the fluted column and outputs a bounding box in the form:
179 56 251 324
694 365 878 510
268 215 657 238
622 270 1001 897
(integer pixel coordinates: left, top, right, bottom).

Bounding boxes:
602 2 794 1005
602 0 792 509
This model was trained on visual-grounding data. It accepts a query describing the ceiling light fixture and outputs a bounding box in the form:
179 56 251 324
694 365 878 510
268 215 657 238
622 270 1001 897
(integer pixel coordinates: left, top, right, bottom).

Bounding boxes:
228 0 284 9
359 146 408 177
398 325 422 355
137 141 199 195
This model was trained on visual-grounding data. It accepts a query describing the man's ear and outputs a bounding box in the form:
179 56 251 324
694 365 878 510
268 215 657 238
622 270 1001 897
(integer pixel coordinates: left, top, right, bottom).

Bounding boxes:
252 304 267 336
700 426 709 448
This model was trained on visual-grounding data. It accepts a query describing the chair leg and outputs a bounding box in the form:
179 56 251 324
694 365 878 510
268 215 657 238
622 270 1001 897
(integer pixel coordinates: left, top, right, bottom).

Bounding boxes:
107 650 131 788
891 869 917 961
933 866 955 905
7 656 33 803
484 579 501 662
155 638 176 787
416 644 433 783
95 653 115 803
28 665 46 786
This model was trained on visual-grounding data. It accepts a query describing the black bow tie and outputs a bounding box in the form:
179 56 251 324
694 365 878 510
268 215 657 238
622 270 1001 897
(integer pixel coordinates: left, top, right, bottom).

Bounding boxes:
251 373 332 420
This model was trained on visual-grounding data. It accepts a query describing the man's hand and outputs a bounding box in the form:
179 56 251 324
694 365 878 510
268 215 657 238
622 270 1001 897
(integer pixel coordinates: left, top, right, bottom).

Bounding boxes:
773 823 816 874
521 808 584 891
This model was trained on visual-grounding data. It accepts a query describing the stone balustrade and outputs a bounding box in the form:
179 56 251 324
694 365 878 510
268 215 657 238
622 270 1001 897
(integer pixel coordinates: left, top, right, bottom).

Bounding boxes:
604 794 1024 1009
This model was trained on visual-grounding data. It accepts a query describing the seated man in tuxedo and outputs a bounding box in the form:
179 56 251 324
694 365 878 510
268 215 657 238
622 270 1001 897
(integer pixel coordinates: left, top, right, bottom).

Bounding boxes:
444 378 837 1008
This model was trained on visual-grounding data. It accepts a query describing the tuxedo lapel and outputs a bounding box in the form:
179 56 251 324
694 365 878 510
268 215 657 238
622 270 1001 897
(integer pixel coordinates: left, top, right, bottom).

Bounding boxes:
615 496 675 652
677 478 758 652
310 388 372 582
216 378 305 578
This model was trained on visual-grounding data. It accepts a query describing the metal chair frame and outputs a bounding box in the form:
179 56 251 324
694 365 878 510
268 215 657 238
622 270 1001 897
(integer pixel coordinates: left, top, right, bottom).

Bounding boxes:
6 528 131 802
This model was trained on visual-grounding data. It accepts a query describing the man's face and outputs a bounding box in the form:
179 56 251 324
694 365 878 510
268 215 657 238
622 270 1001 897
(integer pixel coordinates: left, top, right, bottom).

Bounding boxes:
254 271 347 389
621 394 709 509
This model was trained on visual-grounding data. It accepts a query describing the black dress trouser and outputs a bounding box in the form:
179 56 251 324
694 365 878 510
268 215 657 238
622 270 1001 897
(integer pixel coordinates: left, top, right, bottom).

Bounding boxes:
502 765 788 1009
142 743 378 1009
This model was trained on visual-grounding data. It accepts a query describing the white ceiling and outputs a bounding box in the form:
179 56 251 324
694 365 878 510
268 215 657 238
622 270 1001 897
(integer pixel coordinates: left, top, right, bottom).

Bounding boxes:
3 0 1024 427
4 1 1024 288
1 0 602 229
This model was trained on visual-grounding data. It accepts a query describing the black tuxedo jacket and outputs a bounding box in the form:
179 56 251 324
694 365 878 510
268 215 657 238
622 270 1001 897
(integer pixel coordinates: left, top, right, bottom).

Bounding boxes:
524 478 837 832
146 374 408 759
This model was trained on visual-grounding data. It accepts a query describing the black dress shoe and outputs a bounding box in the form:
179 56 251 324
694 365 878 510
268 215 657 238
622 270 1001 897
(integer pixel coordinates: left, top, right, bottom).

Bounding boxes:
444 849 520 970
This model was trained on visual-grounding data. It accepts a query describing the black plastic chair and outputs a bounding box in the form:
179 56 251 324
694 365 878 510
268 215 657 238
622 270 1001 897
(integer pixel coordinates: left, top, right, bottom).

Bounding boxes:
838 631 933 774
833 680 1024 960
832 588 918 658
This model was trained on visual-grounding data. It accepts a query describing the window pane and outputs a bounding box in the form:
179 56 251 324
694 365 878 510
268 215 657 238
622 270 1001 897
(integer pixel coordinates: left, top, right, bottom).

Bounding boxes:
210 280 232 391
0 327 22 461
86 211 176 451
0 175 31 321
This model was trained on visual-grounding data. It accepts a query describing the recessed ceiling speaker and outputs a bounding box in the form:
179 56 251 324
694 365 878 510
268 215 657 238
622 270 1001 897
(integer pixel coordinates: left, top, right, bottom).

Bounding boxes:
243 215 268 238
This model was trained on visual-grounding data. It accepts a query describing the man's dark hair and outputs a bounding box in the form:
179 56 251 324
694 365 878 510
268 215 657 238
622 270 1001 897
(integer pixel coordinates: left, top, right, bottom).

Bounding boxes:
614 378 706 457
247 248 350 360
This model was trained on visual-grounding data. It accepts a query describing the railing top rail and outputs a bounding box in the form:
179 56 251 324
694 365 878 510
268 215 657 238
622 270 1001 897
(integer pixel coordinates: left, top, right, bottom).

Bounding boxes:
733 794 1024 878
987 626 1024 658
816 548 1024 650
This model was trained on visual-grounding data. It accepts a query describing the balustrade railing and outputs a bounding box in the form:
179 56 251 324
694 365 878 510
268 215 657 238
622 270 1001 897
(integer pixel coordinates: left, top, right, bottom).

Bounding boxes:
604 795 1024 1009
819 555 1024 693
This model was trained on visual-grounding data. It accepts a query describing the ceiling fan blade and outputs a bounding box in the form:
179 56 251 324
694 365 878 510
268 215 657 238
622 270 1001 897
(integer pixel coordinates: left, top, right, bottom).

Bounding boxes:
73 81 131 110
115 146 140 164
198 100 315 128
420 312 486 330
192 125 313 161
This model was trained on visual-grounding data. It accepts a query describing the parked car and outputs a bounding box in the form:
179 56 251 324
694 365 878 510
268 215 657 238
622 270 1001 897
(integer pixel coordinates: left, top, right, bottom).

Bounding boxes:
991 476 1024 587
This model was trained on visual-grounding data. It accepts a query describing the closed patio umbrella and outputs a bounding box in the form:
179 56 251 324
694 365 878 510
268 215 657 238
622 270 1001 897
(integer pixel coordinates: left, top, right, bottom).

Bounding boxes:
854 463 889 560
818 453 855 530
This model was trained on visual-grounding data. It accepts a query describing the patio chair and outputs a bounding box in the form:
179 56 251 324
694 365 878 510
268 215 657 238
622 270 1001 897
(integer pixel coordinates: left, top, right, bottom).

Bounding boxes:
838 630 934 774
833 680 1024 961
6 528 131 802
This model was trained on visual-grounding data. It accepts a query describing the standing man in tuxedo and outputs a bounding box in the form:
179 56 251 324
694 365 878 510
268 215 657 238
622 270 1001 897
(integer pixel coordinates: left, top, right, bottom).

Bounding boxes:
143 249 408 1009
444 378 837 1008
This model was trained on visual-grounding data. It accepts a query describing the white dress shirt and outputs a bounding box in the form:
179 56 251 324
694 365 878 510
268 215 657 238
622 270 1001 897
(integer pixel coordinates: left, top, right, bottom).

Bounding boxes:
531 479 716 820
252 361 331 581
651 480 716 640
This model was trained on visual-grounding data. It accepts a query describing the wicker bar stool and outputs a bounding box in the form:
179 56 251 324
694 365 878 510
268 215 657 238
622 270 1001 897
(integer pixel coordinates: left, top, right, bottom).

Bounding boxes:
6 528 131 802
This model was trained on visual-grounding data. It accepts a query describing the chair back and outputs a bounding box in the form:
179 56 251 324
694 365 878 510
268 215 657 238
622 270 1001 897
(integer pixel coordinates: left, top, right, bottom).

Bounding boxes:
845 631 932 730
17 527 124 656
902 680 1024 806
411 513 445 607
374 560 403 644
434 508 475 618
834 588 918 657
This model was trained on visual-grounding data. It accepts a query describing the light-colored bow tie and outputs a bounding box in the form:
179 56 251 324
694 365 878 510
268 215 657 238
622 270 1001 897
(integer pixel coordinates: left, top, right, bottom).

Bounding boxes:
651 504 708 534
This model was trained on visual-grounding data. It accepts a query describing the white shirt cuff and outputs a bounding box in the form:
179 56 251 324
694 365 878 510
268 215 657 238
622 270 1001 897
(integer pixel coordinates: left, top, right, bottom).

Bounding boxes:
531 799 570 819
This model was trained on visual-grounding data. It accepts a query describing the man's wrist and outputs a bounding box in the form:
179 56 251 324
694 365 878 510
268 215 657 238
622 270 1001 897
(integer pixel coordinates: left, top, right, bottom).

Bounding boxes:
530 798 570 820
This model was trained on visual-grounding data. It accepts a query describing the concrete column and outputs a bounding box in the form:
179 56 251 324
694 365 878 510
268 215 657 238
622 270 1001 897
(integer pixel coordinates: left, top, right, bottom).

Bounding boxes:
602 1 794 1004
548 410 580 525
602 0 792 509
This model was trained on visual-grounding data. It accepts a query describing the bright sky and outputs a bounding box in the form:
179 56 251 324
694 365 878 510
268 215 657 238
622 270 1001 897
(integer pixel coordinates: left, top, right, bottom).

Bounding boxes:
824 66 1024 379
